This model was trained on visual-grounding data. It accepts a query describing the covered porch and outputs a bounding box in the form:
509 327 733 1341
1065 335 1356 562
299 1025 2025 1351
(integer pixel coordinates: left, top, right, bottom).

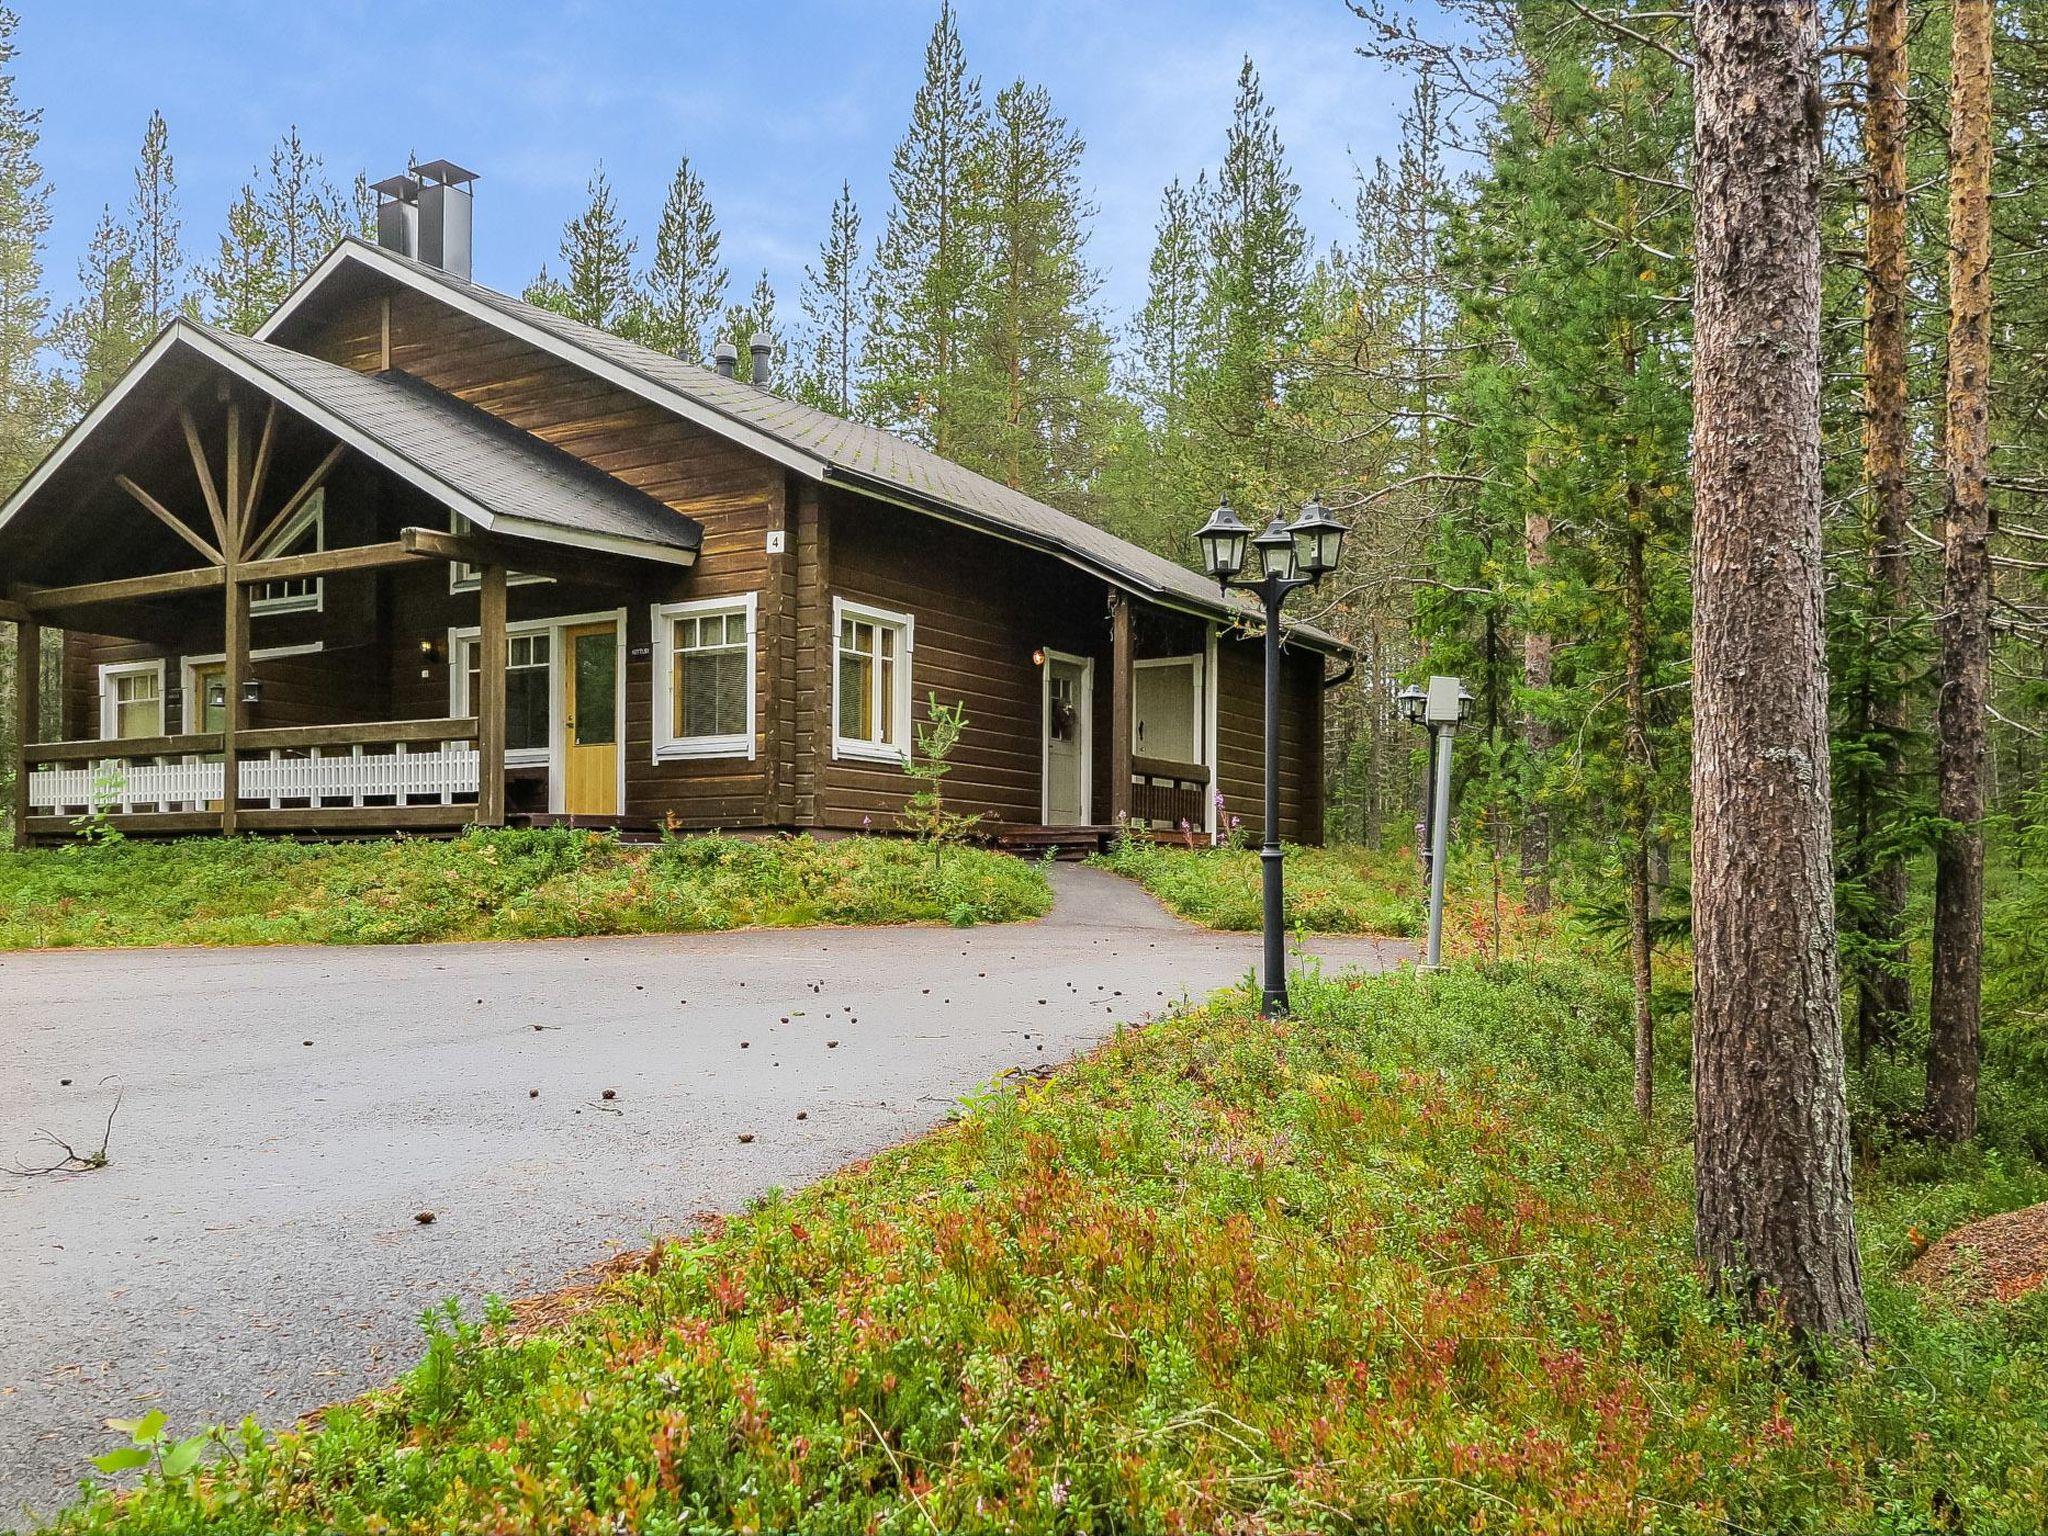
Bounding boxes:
2 319 699 846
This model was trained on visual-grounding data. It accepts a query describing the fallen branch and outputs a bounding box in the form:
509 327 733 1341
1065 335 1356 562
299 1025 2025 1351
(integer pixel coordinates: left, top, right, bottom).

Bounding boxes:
5 1077 122 1175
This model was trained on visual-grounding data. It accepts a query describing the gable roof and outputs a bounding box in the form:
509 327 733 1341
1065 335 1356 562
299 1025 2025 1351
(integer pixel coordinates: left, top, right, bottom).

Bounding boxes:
0 319 700 567
260 238 1343 653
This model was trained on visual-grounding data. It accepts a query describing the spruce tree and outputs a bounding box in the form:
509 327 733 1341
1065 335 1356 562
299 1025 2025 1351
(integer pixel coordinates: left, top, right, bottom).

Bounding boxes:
260 125 345 287
54 207 147 408
797 180 864 413
957 79 1110 503
1132 177 1207 430
1190 57 1310 508
0 2 56 488
528 166 637 331
639 153 726 360
127 109 182 332
865 0 988 451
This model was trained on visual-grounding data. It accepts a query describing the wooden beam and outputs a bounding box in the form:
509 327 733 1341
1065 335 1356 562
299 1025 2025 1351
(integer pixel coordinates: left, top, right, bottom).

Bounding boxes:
25 811 224 841
180 405 231 556
244 400 279 539
243 440 345 559
225 400 243 556
379 296 392 370
476 565 507 827
0 595 29 624
25 732 224 764
239 804 478 835
234 539 418 585
221 571 249 834
12 615 38 849
237 718 477 752
1109 592 1133 826
19 564 224 611
398 525 655 588
115 475 224 565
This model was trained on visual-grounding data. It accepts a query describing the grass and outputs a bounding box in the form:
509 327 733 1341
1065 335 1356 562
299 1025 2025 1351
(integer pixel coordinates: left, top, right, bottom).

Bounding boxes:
1091 836 1421 935
0 829 1052 948
41 960 2048 1534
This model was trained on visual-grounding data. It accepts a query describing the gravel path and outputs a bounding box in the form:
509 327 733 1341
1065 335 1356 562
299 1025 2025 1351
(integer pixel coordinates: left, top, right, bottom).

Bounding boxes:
0 865 1408 1524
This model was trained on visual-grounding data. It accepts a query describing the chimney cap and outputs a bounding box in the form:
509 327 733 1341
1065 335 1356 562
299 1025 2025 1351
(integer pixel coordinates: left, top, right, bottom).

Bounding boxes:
414 159 479 187
749 333 772 355
713 341 739 377
371 174 421 202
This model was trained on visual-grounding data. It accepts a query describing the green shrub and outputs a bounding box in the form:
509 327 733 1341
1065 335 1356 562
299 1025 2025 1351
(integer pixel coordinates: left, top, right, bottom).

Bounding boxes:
1091 838 1420 934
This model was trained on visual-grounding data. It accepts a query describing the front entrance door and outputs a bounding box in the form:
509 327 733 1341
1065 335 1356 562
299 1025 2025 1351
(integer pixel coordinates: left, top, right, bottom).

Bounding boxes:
1042 653 1091 826
561 622 619 817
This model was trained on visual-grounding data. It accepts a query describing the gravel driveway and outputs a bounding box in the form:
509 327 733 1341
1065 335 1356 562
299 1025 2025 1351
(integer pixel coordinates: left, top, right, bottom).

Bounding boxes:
0 864 1407 1524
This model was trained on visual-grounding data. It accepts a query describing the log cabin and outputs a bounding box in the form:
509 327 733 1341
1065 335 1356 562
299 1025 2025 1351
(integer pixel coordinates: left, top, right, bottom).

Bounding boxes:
0 165 1340 850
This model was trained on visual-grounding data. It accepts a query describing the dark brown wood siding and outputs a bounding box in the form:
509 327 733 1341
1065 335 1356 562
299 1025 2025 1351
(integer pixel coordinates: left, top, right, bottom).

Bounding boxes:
1215 636 1323 843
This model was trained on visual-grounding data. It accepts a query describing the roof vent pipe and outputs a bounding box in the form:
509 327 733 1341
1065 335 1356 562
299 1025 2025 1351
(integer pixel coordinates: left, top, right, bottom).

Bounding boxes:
749 335 772 387
713 341 738 378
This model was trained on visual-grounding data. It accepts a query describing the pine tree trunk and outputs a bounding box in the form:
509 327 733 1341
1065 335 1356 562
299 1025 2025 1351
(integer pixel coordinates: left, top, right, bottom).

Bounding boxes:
1624 522 1655 1120
1857 0 1915 1056
1522 504 1555 913
1928 0 1994 1145
1690 0 1868 1344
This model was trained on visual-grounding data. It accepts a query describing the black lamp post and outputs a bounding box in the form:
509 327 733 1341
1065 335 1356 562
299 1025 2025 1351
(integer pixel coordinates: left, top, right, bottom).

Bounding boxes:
1195 494 1349 1016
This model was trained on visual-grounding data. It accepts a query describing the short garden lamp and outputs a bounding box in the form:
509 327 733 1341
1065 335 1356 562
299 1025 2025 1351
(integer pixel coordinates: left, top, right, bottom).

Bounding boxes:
1195 499 1251 584
1191 492 1349 1018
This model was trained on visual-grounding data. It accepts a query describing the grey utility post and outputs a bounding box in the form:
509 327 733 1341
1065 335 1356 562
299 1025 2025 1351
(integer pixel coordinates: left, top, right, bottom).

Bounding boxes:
1399 674 1471 970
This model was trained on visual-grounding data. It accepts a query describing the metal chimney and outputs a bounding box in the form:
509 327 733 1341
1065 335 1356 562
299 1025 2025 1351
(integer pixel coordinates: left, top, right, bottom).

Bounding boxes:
414 160 479 280
713 341 738 378
372 174 420 260
749 334 772 387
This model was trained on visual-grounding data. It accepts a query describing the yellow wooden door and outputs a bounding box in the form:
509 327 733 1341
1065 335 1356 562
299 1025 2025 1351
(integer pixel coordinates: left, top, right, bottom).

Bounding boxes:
561 623 619 817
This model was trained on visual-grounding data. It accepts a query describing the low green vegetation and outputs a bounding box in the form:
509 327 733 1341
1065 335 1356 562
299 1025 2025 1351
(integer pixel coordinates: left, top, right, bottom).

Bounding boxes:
46 960 2047 1534
0 829 1051 949
1091 836 1420 935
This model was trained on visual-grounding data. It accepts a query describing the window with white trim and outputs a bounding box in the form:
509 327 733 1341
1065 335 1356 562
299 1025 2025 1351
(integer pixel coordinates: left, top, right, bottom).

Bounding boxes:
249 489 324 614
833 598 913 761
102 662 164 740
457 631 552 757
653 596 755 760
448 511 552 593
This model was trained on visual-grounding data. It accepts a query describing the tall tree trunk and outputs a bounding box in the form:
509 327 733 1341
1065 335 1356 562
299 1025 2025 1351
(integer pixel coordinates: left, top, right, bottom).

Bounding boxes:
1928 0 1994 1145
1624 521 1655 1120
1691 0 1868 1344
1522 504 1555 913
1857 0 1914 1057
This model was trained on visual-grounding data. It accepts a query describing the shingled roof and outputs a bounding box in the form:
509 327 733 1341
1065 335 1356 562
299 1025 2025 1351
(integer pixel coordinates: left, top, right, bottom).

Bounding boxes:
259 239 1343 653
0 318 702 567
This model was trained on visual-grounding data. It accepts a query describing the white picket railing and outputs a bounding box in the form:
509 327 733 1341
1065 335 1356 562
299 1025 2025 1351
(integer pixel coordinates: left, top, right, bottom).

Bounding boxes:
28 745 481 815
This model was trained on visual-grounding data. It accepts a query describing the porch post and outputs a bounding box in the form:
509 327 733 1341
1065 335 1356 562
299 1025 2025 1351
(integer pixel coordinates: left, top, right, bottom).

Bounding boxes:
1108 591 1132 828
476 563 507 827
11 616 39 849
221 574 248 834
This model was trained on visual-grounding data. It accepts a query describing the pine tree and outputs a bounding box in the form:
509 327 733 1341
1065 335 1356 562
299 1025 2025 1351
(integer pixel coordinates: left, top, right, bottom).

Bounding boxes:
639 153 726 360
797 180 865 414
720 269 781 386
1189 57 1310 508
865 0 988 451
955 79 1111 503
0 3 56 489
127 109 182 333
528 166 637 332
198 180 284 334
1132 177 1208 430
260 126 346 287
54 207 147 408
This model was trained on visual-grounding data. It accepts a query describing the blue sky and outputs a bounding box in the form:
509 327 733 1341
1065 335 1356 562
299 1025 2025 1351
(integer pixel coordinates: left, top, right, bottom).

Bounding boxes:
18 1 1412 331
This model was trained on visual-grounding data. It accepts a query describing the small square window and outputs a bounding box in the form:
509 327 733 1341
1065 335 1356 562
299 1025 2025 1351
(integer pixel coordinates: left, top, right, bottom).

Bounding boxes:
653 598 755 760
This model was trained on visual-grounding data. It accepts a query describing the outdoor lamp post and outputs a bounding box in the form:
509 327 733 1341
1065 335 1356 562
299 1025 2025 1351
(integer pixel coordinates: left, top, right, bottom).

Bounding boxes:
1195 494 1348 1016
1400 674 1473 970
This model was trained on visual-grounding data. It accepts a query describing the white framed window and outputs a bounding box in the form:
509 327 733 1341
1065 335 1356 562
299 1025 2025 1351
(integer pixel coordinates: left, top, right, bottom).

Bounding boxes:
832 597 913 763
448 511 553 594
652 594 756 761
100 660 166 740
249 488 324 614
453 629 554 762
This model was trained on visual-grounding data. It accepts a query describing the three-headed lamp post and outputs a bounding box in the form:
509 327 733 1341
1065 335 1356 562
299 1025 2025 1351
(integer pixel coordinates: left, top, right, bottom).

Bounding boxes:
1194 494 1349 1016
